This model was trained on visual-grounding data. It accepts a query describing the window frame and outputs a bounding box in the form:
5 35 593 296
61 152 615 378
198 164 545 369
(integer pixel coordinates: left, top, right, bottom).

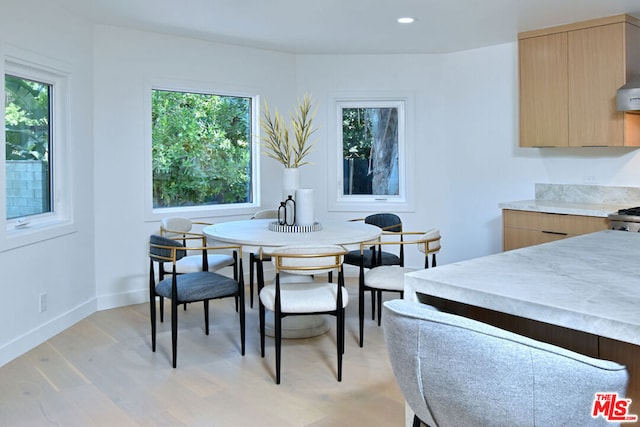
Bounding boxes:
1 47 74 252
144 79 261 221
328 92 415 213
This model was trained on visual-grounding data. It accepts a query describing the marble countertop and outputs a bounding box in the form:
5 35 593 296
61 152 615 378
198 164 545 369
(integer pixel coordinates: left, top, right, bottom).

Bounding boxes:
498 199 628 217
405 230 640 346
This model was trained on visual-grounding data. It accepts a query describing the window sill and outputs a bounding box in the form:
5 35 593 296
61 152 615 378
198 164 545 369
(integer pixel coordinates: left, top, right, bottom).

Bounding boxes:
2 220 76 252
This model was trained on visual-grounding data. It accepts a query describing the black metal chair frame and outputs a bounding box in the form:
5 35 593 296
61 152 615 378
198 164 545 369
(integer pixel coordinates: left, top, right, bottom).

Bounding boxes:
158 223 238 318
358 231 440 347
149 234 245 368
345 213 404 322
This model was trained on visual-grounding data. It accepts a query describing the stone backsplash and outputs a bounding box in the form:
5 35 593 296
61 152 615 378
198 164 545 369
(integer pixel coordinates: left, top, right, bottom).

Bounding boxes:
535 183 640 205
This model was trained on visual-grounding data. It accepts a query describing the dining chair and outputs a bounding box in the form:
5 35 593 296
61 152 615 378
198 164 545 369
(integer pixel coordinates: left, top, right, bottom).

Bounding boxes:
160 217 236 275
249 209 279 308
382 299 629 427
148 234 245 368
358 229 440 347
344 213 403 320
159 217 237 318
257 245 348 384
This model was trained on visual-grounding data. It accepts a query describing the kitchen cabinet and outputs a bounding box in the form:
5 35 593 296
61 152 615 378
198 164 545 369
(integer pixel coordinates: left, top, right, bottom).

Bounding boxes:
519 15 640 147
502 209 608 251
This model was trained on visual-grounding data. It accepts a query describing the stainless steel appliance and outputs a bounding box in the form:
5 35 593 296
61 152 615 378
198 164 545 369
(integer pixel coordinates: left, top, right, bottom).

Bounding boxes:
608 207 640 232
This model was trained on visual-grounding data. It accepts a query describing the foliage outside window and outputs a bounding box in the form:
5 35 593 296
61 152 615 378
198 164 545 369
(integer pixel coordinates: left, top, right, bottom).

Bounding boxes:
328 95 410 212
342 107 399 196
5 74 52 219
151 89 253 209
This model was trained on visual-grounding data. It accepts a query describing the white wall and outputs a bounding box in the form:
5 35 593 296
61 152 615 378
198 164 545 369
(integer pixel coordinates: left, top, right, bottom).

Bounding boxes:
92 25 298 309
295 46 530 265
0 0 95 365
4 3 640 366
298 43 640 266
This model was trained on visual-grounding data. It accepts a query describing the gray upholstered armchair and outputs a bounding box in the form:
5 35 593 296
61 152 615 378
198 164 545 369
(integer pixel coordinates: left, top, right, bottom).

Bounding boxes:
382 299 630 427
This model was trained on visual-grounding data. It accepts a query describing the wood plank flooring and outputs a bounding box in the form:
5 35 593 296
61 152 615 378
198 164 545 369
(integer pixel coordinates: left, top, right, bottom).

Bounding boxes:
0 279 405 426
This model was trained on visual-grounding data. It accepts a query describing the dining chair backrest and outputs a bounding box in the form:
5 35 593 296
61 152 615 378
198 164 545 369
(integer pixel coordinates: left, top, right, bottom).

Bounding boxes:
382 299 629 427
270 245 347 276
416 228 441 254
160 217 193 237
365 213 402 233
149 234 188 263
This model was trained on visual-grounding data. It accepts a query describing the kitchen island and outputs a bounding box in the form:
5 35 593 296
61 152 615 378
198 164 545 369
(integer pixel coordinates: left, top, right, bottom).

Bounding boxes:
405 229 640 416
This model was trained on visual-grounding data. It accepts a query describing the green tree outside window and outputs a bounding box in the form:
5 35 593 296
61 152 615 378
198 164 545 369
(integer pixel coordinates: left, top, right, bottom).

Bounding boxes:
151 89 253 208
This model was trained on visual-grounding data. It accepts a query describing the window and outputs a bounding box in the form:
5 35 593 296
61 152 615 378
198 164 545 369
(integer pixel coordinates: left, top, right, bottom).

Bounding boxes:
328 94 413 212
5 74 52 219
342 106 399 196
2 51 72 250
148 85 257 217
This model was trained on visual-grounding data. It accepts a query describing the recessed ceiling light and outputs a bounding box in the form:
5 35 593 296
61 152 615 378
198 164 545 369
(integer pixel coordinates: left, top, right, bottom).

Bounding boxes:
397 17 415 24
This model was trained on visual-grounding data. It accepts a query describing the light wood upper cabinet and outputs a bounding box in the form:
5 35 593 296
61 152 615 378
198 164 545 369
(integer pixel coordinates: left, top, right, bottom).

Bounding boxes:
519 33 568 147
519 15 640 148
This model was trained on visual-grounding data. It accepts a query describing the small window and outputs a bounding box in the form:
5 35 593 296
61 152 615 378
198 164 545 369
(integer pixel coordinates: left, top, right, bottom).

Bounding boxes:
328 94 413 212
2 50 73 250
150 87 256 215
342 106 399 196
5 74 52 219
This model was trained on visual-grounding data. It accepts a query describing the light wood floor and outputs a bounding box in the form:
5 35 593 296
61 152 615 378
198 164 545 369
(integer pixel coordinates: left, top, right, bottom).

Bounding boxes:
0 279 405 426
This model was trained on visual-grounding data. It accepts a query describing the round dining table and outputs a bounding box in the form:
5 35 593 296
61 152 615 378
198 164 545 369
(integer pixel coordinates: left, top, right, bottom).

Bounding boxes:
203 218 381 254
203 218 381 338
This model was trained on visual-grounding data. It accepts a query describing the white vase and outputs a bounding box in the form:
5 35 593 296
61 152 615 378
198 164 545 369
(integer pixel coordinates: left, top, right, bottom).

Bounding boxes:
282 167 300 201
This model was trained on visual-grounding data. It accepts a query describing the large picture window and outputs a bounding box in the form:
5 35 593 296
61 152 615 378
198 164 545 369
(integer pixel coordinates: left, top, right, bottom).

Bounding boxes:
150 88 255 212
329 94 413 212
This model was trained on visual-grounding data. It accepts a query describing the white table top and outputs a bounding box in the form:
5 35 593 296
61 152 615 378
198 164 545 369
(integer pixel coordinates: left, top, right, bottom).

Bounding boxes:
203 219 381 253
405 230 640 346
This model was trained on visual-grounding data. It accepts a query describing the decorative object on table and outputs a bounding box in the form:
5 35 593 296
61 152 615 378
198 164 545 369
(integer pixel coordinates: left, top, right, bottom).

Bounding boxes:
277 201 288 226
285 195 296 225
259 94 318 199
282 168 300 200
277 195 296 226
268 221 322 233
295 188 314 227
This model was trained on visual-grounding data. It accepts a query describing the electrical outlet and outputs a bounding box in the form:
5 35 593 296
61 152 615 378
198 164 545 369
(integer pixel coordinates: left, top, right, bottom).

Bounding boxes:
39 293 47 313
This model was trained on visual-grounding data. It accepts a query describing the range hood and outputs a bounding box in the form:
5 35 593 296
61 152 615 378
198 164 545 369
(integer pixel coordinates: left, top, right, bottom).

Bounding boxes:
617 75 640 112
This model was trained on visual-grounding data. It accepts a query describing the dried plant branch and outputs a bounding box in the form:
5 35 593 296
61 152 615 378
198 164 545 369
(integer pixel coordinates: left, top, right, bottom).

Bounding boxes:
260 94 317 168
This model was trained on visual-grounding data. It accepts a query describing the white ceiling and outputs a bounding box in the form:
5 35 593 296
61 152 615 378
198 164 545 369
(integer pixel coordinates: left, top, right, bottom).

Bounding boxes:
52 0 640 54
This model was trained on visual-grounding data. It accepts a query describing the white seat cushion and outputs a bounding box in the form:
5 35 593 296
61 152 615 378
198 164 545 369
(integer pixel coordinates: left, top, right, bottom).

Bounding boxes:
364 265 418 291
260 281 349 313
163 253 234 274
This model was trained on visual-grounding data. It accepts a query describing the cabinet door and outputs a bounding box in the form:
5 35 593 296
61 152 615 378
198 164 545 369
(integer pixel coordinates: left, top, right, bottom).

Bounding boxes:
519 33 568 147
568 23 626 147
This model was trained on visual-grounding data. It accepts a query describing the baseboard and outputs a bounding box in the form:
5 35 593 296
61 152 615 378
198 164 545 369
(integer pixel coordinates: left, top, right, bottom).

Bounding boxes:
0 298 96 367
96 289 149 311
